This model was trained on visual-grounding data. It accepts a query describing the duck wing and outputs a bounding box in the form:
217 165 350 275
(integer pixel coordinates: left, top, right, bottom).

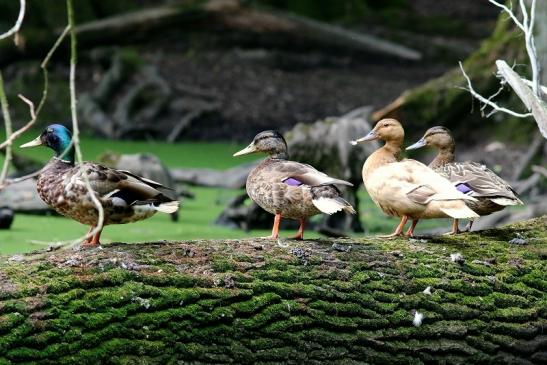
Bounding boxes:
397 159 477 204
438 162 523 204
72 163 178 212
274 160 353 187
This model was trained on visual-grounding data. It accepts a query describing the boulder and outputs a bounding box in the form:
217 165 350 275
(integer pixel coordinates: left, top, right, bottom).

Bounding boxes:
0 206 14 229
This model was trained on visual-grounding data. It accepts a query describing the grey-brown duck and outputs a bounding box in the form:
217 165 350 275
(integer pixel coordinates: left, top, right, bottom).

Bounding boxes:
406 126 523 232
234 130 355 240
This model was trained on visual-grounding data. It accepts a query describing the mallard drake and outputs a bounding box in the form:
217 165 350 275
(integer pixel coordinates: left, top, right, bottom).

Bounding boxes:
406 126 523 232
351 119 478 237
21 124 179 246
234 130 355 240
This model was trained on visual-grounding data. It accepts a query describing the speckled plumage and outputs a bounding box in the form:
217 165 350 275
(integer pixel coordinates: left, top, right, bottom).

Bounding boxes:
36 158 174 226
235 130 355 239
22 124 179 244
247 158 351 219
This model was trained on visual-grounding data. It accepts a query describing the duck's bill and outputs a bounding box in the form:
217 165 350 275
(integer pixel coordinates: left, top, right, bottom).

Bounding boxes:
406 138 426 150
20 136 43 148
233 144 257 157
350 130 378 145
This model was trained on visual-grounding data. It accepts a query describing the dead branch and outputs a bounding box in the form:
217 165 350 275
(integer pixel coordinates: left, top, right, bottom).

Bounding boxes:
459 0 547 139
0 73 13 185
0 0 25 41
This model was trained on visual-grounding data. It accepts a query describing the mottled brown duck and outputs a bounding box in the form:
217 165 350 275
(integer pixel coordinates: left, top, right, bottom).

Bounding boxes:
406 126 523 232
21 124 179 246
351 119 478 237
234 130 355 240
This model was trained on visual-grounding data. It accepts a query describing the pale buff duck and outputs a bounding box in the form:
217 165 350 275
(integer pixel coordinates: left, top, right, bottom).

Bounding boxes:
406 126 523 232
351 119 478 237
234 130 355 240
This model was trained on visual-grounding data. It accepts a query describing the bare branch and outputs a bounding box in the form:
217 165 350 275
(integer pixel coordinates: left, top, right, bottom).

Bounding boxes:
489 0 525 31
0 72 13 185
0 0 26 41
496 60 547 138
521 77 547 95
0 168 43 190
458 62 533 118
0 94 36 151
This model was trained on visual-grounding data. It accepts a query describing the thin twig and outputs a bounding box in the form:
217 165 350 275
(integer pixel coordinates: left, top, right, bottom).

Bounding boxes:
458 62 533 118
66 0 104 246
0 0 26 41
0 25 71 192
0 72 13 185
0 94 36 151
489 0 525 31
0 26 70 153
0 168 43 190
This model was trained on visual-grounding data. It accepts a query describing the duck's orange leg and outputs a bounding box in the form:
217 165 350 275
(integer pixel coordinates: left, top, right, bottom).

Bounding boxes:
405 219 419 237
378 215 408 238
83 226 95 245
291 218 306 240
261 213 281 239
90 227 103 245
83 226 103 247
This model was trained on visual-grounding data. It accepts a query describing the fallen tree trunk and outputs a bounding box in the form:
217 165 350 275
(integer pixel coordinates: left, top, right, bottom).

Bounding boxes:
0 0 420 67
0 217 545 363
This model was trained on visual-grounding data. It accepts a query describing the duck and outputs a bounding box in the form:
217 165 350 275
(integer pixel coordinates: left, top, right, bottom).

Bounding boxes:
351 118 478 237
233 130 355 240
406 126 523 232
20 124 179 246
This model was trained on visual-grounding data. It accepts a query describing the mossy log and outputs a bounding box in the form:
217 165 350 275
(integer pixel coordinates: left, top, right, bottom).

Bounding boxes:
0 217 546 364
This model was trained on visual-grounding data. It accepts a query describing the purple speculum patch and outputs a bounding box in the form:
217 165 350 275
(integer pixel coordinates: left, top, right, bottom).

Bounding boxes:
283 177 303 186
456 183 473 194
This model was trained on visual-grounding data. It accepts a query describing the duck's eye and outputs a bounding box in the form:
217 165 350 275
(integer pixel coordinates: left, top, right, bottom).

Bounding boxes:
382 123 389 127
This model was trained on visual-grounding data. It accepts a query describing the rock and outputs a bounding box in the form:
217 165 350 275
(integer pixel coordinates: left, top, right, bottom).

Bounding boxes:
0 207 14 229
100 152 182 222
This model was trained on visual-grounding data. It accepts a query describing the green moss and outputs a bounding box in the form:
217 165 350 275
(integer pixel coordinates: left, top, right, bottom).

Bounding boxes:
0 217 544 363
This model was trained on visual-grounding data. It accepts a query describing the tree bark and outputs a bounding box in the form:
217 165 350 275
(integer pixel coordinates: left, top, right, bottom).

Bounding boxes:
0 217 545 363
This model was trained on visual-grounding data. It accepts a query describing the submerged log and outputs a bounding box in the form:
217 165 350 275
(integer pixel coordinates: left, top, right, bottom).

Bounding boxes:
0 217 545 363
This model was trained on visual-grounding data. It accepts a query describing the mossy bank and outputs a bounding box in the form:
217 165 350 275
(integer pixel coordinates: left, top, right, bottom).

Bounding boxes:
0 217 545 364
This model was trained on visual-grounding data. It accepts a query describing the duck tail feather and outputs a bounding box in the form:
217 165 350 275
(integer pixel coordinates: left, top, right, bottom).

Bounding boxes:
313 197 355 215
154 200 180 214
440 205 479 219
